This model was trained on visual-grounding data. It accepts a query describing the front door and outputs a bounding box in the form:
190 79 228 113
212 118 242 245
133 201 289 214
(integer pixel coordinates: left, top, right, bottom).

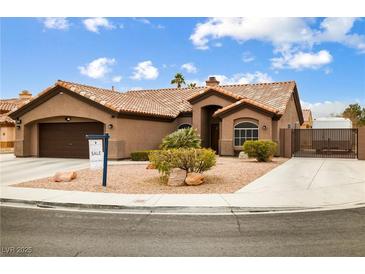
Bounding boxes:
210 123 219 153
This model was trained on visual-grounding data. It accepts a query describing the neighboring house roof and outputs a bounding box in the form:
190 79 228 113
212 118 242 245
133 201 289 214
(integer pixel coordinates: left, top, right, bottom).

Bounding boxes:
1 97 32 126
0 114 15 126
0 99 21 113
9 80 303 123
302 109 312 122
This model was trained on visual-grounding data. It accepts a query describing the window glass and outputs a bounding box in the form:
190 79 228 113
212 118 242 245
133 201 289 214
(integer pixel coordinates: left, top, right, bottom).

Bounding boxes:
234 122 258 146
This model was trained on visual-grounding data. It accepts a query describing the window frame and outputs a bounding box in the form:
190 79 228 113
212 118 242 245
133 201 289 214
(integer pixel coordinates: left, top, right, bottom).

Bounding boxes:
234 121 259 147
177 123 192 130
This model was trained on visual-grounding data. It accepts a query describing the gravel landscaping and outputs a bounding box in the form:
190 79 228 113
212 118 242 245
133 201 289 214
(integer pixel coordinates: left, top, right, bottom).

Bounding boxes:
14 157 287 194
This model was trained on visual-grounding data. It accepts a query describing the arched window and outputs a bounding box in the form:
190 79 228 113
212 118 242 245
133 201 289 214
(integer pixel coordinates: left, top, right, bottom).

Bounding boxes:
178 123 192 130
234 122 258 146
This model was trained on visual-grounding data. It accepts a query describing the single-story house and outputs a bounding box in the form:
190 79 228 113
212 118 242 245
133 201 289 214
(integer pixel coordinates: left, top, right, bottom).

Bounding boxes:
8 77 303 159
300 109 313 128
0 90 32 150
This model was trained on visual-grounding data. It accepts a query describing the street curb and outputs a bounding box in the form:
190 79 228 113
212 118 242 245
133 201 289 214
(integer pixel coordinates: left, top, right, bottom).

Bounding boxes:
0 197 329 214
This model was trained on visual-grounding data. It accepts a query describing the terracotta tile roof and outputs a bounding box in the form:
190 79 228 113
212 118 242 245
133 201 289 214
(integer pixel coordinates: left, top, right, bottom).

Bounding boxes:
302 109 312 121
0 98 23 113
10 80 298 119
0 114 15 125
188 86 244 102
213 98 280 118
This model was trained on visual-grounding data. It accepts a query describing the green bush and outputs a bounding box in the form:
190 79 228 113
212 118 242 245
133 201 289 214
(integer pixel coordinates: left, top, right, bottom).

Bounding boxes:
130 150 159 161
160 127 201 150
149 148 216 179
242 140 277 162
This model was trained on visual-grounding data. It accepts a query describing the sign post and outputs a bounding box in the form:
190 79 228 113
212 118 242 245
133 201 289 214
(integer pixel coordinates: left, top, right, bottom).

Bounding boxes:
86 133 109 188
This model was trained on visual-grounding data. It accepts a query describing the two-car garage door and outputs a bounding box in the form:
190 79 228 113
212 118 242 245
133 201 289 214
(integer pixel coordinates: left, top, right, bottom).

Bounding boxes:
39 122 104 158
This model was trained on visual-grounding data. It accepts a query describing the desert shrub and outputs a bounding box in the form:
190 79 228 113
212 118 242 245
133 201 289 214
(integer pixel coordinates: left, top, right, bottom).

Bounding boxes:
148 149 176 177
131 150 159 161
242 140 277 162
173 148 216 173
149 148 216 180
160 128 201 150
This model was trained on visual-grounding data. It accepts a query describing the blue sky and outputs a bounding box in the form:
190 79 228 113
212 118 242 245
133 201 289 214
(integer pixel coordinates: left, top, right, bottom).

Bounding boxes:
1 17 364 117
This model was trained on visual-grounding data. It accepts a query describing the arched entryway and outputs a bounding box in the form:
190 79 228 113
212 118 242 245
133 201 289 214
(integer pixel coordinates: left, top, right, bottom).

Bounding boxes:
201 105 222 153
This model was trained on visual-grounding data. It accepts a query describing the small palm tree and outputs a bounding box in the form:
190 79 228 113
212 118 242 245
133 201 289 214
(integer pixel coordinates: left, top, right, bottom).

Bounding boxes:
171 73 186 88
187 82 197 88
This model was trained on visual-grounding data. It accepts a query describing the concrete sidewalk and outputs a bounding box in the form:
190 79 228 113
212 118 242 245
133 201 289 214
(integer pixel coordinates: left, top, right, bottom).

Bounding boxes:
1 157 364 212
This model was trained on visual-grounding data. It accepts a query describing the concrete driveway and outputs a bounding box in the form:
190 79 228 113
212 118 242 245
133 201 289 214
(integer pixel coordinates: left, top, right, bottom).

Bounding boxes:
237 157 365 194
0 154 89 186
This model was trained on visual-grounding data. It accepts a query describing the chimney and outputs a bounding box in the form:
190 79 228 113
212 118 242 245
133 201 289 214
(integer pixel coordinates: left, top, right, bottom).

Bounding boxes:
19 90 32 100
205 76 220 87
111 86 115 91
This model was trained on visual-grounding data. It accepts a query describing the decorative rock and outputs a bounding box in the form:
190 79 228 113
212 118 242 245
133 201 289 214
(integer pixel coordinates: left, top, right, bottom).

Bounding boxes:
146 163 156 169
185 172 204 186
238 151 249 159
52 171 77 182
167 168 186 187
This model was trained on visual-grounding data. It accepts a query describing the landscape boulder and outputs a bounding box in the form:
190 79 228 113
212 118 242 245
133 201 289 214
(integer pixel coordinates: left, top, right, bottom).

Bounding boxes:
51 171 77 182
167 168 186 187
185 172 204 186
238 151 249 159
146 163 156 169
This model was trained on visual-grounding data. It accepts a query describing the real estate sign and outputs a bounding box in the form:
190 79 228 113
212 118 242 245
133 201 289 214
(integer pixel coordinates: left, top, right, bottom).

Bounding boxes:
88 139 103 170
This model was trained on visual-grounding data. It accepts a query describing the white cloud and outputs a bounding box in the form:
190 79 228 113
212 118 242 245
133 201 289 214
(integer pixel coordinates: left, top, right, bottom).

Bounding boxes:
324 67 333 75
271 50 333 70
83 17 115 33
112 75 122 83
134 18 151 24
317 18 365 53
133 18 165 29
42 18 70 30
78 57 116 79
131 60 159 80
301 100 350 118
213 71 273 85
242 51 255 63
190 17 365 52
129 87 144 91
181 63 198 74
190 17 365 70
213 42 223 47
190 18 314 50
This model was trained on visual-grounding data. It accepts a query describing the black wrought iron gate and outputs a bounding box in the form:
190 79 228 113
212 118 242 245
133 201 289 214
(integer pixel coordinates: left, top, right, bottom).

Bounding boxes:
293 128 358 158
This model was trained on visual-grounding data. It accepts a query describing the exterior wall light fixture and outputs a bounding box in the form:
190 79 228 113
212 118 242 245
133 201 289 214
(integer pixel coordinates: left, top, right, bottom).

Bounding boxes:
108 124 113 129
262 125 267 130
16 125 21 129
16 118 22 124
65 117 71 121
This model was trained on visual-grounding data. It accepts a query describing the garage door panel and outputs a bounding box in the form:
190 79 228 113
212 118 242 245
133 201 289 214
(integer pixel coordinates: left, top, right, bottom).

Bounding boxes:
39 122 104 158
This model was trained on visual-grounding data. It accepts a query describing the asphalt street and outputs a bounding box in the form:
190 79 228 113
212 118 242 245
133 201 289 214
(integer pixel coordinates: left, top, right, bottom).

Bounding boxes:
1 206 364 256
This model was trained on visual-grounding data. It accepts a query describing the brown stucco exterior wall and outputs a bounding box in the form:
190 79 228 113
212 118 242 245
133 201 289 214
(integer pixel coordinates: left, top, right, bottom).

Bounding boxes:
278 94 301 133
191 94 234 147
358 127 365 160
14 91 184 159
220 108 273 156
0 126 15 142
0 126 15 148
